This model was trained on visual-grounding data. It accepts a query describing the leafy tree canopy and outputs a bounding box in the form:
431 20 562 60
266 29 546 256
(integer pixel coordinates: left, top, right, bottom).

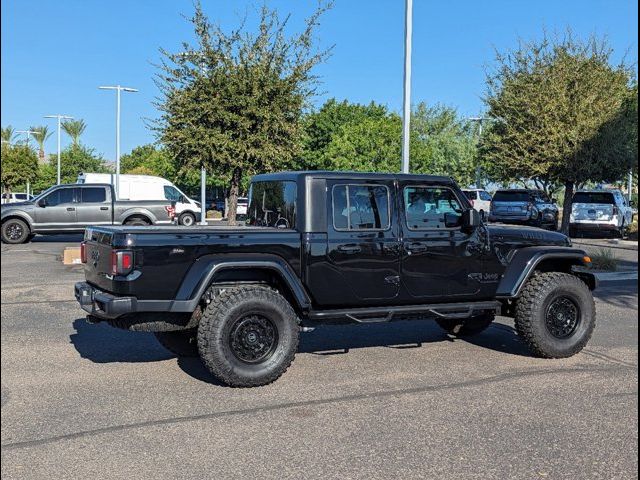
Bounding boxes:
482 31 637 231
32 144 108 192
1 144 39 193
153 1 332 223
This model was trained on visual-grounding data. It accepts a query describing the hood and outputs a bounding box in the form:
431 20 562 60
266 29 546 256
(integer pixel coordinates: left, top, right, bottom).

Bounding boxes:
487 223 570 248
1 201 34 209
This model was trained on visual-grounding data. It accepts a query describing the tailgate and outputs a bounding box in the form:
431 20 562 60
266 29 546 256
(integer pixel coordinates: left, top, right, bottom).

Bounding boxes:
492 201 529 215
572 203 614 221
83 229 117 292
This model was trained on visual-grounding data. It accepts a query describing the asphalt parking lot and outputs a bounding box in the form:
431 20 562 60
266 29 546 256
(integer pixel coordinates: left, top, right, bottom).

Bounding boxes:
1 235 638 479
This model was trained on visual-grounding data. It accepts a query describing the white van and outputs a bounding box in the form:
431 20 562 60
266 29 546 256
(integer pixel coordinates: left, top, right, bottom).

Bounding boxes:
77 173 201 226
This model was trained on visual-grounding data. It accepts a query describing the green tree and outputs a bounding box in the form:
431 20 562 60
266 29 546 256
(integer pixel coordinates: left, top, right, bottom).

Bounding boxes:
33 144 108 192
1 125 16 144
30 126 53 163
301 99 389 169
61 119 87 146
483 32 637 232
153 1 332 224
1 144 39 194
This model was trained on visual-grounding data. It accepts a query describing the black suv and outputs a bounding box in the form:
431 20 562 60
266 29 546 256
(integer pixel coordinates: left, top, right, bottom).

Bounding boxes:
489 189 559 230
75 171 596 387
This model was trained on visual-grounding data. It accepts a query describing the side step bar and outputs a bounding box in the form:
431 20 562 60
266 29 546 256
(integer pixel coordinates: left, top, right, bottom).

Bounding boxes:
305 301 502 325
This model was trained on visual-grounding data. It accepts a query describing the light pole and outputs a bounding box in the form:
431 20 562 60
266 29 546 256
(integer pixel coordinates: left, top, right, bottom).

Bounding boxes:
15 130 38 195
179 51 208 225
98 85 138 199
468 117 490 188
44 114 74 185
401 0 413 174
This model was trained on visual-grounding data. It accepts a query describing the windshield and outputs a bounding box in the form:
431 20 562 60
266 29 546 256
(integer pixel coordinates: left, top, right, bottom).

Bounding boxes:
32 186 57 203
572 192 615 204
493 191 530 202
246 181 297 228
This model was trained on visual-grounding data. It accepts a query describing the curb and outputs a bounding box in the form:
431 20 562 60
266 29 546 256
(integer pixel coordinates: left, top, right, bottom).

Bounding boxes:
593 271 638 282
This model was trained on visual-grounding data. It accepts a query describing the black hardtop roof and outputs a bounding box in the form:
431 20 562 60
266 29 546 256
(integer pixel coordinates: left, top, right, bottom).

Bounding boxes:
251 170 455 184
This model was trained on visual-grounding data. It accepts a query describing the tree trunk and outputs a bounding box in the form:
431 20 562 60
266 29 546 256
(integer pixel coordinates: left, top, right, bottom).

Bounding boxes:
227 167 242 226
560 180 574 235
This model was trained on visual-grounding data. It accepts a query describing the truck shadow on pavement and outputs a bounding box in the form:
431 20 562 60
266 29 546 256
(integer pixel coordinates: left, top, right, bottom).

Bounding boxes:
70 317 533 385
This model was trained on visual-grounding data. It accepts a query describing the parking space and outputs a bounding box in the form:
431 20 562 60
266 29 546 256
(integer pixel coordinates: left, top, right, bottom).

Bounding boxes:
1 238 638 479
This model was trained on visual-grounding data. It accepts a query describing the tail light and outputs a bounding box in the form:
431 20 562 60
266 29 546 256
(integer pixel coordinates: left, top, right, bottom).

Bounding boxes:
111 250 134 276
526 203 533 211
469 199 475 207
80 241 87 263
612 206 619 216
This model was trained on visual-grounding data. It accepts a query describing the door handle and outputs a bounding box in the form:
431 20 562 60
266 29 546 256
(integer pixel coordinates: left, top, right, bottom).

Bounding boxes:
405 242 428 254
100 207 109 211
337 244 361 254
67 207 76 211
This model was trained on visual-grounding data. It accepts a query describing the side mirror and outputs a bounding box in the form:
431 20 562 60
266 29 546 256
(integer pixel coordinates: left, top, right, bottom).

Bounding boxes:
444 212 462 228
461 208 481 232
630 200 636 207
178 195 186 203
38 199 47 208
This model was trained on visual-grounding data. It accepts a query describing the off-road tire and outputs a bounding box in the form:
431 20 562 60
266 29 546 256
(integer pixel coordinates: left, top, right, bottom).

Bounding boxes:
1 218 31 244
436 312 495 337
515 272 595 358
197 286 299 387
179 212 196 227
155 328 198 357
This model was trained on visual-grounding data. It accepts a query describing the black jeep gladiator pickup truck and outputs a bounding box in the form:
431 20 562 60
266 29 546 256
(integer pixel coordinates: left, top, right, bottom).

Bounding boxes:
75 171 597 387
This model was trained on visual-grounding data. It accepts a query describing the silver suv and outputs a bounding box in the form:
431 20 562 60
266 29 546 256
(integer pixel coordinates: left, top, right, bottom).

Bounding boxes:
570 190 634 238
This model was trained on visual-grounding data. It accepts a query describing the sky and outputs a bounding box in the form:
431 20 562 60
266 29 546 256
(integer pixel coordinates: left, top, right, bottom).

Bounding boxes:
1 0 637 162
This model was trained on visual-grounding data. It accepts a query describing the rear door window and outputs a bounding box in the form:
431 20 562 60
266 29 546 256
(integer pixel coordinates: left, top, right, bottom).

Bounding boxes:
492 191 530 202
332 184 390 231
81 187 106 203
463 191 477 200
572 192 615 204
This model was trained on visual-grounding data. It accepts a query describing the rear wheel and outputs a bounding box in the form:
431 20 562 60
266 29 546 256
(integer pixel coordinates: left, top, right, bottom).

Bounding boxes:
436 312 495 337
1 219 31 244
179 212 196 227
515 272 595 358
155 328 198 357
125 216 150 226
197 286 299 387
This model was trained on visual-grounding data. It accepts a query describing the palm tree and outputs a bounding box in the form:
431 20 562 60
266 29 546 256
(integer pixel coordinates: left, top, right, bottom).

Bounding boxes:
61 119 86 146
1 125 16 144
30 125 53 163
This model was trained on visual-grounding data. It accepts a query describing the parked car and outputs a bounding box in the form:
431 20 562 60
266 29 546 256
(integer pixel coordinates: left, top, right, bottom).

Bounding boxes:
570 189 634 238
1 183 175 244
75 171 597 387
489 189 558 230
236 197 248 217
1 192 33 204
462 189 492 220
77 173 200 227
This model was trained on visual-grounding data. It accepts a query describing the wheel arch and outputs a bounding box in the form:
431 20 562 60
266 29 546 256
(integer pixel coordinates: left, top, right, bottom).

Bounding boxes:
118 208 157 225
1 213 33 230
496 247 596 299
175 256 312 315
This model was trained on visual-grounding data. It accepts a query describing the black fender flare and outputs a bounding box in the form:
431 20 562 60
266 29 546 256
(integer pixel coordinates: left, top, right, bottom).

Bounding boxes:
495 246 596 299
172 255 312 313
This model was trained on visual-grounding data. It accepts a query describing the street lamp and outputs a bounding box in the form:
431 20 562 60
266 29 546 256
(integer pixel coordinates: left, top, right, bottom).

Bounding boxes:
44 114 74 185
178 51 209 225
98 85 138 199
401 0 413 174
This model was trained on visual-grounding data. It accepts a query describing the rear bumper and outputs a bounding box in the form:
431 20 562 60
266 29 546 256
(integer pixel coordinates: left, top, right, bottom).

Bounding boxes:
570 222 618 231
75 282 138 319
488 214 533 223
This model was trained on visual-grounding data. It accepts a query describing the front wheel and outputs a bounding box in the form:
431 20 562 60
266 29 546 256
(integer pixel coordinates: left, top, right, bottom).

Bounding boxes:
179 212 196 227
1 219 31 244
515 272 595 358
197 286 299 387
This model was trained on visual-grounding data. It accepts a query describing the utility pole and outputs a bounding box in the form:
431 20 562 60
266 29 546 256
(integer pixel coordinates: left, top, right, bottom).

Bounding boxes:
179 51 209 225
468 117 490 188
401 0 413 174
98 85 138 199
44 114 74 185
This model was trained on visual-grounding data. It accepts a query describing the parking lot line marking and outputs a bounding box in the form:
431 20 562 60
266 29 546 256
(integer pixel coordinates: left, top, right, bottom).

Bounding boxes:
1 364 631 452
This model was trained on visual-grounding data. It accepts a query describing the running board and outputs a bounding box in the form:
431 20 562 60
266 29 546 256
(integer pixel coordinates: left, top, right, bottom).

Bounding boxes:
305 301 502 325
